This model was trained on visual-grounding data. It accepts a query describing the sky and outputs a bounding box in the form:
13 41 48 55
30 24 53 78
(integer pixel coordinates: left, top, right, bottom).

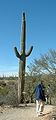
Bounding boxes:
0 0 56 76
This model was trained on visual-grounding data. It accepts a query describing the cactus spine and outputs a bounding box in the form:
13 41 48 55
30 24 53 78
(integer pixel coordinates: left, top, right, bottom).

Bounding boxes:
14 13 33 103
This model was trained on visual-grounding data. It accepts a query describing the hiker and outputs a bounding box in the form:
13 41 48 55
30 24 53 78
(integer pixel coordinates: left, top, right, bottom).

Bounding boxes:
34 81 46 116
46 84 52 105
45 92 49 104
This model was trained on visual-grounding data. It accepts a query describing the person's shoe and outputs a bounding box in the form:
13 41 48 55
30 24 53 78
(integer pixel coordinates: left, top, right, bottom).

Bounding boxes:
38 112 43 116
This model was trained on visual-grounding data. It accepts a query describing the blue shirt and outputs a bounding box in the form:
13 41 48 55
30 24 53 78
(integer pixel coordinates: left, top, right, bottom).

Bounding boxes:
34 84 45 101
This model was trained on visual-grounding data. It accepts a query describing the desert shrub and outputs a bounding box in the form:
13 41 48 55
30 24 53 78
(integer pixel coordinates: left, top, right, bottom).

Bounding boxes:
0 80 18 106
0 80 6 86
6 86 18 106
0 86 9 96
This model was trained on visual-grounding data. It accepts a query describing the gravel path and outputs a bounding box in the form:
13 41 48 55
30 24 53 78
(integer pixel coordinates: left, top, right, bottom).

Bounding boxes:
0 104 55 120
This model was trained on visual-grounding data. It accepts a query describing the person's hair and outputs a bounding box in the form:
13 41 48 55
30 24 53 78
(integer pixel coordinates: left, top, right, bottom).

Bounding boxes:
40 80 44 84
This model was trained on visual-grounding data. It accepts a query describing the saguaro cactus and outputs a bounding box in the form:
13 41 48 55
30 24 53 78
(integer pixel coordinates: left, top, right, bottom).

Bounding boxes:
14 13 33 103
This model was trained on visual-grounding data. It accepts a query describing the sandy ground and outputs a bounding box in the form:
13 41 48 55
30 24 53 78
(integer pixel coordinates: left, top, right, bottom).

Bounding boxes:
0 103 56 120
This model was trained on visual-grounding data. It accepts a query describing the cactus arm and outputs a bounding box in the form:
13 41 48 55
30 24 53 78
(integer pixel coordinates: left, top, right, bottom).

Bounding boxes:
25 46 33 57
14 47 21 58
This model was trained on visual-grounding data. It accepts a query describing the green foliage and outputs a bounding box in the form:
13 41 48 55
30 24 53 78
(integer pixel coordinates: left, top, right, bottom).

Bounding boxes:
0 80 18 106
0 86 9 96
6 86 18 106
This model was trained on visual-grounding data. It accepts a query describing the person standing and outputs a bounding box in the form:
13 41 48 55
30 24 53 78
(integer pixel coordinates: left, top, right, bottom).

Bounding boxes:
34 81 46 116
46 84 52 105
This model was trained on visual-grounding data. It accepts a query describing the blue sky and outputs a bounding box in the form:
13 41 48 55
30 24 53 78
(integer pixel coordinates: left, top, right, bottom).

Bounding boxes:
0 0 56 76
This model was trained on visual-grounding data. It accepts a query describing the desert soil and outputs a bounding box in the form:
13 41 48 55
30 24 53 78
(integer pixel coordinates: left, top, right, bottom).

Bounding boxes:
0 103 56 120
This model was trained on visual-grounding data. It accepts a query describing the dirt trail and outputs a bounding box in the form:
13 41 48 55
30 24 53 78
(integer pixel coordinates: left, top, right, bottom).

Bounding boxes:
0 104 56 120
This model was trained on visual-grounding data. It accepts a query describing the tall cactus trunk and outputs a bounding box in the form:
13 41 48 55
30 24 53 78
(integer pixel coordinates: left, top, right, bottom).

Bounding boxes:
14 12 33 103
19 13 26 102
